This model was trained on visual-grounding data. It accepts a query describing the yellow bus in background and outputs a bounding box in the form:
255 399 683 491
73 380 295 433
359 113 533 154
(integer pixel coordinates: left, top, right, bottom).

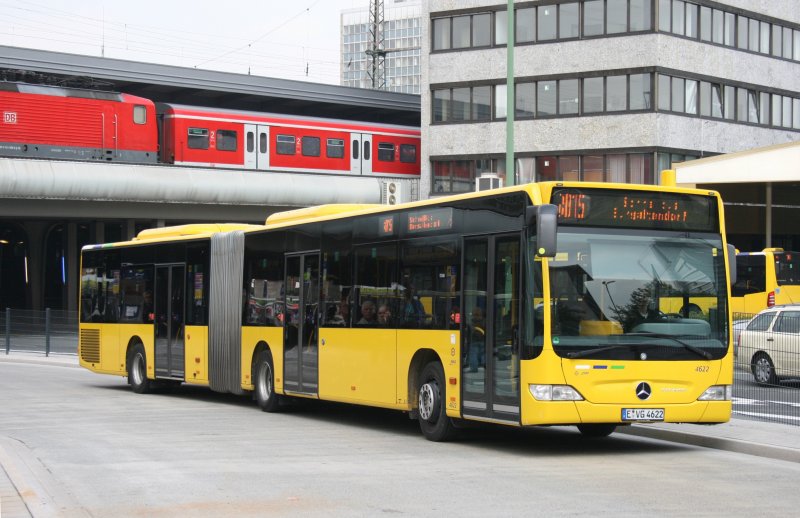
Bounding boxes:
79 182 735 441
731 249 800 316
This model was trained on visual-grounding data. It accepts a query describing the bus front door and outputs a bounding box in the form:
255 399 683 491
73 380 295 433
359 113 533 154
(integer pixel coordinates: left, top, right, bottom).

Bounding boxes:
283 253 320 395
154 264 185 379
462 235 521 423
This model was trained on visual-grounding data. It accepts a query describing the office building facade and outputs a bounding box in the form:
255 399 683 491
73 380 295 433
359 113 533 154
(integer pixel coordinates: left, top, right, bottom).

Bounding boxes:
341 0 422 93
421 0 800 197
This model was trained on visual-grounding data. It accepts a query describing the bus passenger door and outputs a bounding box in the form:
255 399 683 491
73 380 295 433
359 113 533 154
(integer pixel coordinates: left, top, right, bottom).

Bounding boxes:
283 253 320 395
461 235 521 423
351 134 372 175
154 264 185 379
244 124 269 170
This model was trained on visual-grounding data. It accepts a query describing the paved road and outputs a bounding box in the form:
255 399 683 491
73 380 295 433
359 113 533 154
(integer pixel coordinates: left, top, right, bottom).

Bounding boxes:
2 361 800 517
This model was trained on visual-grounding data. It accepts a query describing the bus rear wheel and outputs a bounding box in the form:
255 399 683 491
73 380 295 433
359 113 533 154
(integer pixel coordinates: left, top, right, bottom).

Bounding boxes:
254 350 280 412
128 343 151 394
577 424 617 437
417 362 456 442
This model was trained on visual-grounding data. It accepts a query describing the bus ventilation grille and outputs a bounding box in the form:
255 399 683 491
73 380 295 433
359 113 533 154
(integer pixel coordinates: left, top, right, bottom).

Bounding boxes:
80 329 101 363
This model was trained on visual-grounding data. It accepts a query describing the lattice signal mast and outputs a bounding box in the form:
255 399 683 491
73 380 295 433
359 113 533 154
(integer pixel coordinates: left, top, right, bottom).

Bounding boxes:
365 0 387 90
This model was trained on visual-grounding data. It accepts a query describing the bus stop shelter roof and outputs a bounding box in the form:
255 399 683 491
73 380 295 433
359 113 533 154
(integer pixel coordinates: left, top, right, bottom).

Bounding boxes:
674 141 800 185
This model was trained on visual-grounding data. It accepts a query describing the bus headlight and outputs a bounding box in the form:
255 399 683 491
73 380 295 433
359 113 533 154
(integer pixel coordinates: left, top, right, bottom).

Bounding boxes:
529 384 584 401
697 385 732 401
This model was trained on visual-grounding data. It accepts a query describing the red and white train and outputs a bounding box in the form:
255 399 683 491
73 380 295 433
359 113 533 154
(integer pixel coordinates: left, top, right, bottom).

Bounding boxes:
0 81 420 177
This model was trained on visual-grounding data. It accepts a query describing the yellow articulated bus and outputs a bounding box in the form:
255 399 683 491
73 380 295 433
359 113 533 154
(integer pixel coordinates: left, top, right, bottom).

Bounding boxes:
79 182 736 441
731 248 800 316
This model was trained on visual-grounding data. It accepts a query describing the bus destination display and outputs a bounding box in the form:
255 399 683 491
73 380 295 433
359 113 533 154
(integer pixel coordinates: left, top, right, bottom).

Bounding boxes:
406 208 453 233
551 188 716 231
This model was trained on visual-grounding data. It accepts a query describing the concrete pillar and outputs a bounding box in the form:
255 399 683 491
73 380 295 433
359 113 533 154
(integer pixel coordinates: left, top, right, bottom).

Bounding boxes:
22 222 47 311
67 222 78 312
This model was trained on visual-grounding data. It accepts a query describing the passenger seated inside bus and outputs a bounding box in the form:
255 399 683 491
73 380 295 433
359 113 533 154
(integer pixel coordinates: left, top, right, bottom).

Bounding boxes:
377 304 393 326
356 300 378 326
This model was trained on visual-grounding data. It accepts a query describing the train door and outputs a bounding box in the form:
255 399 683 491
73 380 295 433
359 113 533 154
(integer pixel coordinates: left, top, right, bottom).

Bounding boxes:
101 105 118 160
244 124 269 170
283 252 320 395
154 264 185 379
461 235 521 424
350 133 372 175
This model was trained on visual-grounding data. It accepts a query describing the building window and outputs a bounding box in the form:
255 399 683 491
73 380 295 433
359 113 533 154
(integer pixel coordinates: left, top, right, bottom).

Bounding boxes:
537 81 556 117
559 3 580 39
276 135 296 155
432 85 497 123
559 79 579 115
432 18 450 50
584 0 604 37
583 77 604 113
516 7 535 43
516 83 535 117
629 73 651 110
606 75 627 112
537 5 557 41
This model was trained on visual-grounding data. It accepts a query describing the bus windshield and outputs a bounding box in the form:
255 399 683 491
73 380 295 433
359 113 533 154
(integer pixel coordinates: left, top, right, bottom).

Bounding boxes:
545 229 728 360
774 252 800 285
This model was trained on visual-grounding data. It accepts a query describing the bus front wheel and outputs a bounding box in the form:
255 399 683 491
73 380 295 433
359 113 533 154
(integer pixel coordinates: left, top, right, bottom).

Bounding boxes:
417 362 456 442
128 343 151 394
254 350 280 412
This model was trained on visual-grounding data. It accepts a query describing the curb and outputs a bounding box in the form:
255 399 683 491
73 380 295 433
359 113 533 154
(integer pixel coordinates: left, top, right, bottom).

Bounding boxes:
618 424 800 464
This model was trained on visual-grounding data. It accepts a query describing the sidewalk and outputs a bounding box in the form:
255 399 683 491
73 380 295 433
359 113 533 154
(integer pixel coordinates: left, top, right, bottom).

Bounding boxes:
1 350 799 463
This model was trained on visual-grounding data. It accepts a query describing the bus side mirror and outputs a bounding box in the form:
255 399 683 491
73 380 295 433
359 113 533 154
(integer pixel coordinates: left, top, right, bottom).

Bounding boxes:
727 243 737 287
532 204 557 258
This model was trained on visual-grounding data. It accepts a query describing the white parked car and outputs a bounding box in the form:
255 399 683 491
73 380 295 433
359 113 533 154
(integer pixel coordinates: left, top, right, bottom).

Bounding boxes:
738 305 800 385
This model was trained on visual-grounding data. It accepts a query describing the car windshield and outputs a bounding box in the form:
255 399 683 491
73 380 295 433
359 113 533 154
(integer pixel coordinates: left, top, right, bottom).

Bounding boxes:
543 229 729 360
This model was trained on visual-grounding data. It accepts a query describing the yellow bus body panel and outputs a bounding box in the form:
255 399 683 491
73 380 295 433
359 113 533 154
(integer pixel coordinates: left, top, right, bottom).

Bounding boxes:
184 325 208 385
398 329 461 417
318 328 398 407
519 352 732 426
240 327 284 392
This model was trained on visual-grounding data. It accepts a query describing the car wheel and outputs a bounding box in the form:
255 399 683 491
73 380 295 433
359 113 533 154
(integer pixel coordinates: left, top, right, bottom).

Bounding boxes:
417 362 456 442
577 424 617 438
254 350 280 412
751 352 778 385
128 343 151 394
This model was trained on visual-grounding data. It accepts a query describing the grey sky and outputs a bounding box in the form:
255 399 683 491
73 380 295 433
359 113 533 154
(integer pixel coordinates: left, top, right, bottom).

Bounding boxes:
0 0 367 84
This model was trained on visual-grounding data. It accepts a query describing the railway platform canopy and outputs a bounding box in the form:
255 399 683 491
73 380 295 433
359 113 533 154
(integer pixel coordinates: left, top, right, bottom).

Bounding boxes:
0 44 420 126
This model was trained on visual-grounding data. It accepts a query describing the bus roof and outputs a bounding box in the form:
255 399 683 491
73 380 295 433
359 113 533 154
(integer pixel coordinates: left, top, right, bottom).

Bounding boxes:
135 223 264 241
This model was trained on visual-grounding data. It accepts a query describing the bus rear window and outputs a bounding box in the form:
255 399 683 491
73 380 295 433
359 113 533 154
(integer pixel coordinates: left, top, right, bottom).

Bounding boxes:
775 252 800 285
188 128 209 149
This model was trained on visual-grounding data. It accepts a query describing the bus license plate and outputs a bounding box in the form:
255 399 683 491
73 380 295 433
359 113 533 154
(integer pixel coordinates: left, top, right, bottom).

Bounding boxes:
621 408 664 421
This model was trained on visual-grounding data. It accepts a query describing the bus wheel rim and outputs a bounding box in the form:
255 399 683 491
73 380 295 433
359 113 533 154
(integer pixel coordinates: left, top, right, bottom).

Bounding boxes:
133 353 144 385
258 362 272 400
419 382 436 421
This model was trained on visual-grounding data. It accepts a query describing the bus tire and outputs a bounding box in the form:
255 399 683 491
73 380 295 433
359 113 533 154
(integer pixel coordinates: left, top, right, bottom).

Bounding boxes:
254 350 280 412
128 343 151 394
417 361 456 442
751 352 778 385
577 424 617 437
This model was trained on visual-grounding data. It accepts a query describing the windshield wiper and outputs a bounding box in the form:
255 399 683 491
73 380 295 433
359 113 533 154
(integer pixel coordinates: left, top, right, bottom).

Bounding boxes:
565 345 631 359
626 332 713 360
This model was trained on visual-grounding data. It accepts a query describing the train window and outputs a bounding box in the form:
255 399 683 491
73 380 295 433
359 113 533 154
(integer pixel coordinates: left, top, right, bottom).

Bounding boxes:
301 136 321 157
133 105 147 125
260 133 267 153
377 143 395 162
352 139 359 159
364 141 370 160
400 144 416 163
327 138 345 158
277 135 296 155
247 132 255 153
217 130 237 152
188 128 210 150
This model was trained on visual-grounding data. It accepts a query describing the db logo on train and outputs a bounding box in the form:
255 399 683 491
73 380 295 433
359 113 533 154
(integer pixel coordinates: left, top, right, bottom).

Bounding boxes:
3 112 17 124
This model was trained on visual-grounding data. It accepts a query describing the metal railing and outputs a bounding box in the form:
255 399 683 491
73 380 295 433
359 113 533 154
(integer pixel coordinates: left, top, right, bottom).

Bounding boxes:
2 308 78 356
